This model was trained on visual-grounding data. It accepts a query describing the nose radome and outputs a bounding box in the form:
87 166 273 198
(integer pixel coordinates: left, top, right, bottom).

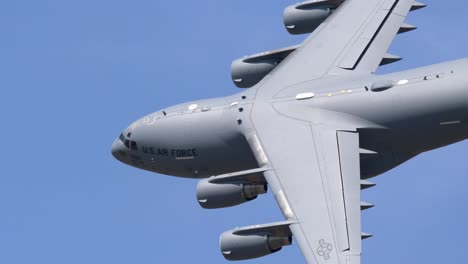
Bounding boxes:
111 138 126 161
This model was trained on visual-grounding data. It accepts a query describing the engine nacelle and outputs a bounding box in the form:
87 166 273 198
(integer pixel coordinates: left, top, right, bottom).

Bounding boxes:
284 0 336 35
220 231 292 261
231 45 298 88
196 179 267 209
231 59 278 88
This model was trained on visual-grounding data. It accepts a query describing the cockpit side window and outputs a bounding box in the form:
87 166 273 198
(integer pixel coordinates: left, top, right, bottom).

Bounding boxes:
130 141 138 151
119 133 138 151
119 133 125 143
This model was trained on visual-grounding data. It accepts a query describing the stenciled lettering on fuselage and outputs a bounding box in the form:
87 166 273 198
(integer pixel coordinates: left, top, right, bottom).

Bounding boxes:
142 146 198 160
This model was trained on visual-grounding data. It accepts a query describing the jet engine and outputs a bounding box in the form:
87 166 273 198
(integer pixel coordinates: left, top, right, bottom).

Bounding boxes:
284 0 337 35
231 45 298 88
196 179 267 209
220 231 292 261
231 59 277 89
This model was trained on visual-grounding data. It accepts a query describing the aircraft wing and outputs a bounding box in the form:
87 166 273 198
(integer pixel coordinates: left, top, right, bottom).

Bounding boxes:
257 0 418 97
247 102 364 264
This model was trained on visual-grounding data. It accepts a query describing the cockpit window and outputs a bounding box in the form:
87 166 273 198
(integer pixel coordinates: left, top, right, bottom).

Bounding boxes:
130 141 138 151
119 133 138 151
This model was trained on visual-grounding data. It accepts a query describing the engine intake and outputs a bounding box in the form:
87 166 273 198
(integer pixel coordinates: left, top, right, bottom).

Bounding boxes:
220 231 292 261
196 179 267 209
284 0 337 35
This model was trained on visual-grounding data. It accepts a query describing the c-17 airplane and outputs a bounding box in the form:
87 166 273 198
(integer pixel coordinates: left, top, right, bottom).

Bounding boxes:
111 0 466 263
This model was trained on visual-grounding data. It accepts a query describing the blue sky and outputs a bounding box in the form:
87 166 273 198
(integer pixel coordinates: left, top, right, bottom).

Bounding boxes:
1 0 468 263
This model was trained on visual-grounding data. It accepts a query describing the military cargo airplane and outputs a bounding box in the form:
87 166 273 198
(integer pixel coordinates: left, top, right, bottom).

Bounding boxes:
112 0 466 263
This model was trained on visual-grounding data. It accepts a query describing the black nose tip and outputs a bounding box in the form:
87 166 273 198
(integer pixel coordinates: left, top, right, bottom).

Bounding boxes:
111 139 126 160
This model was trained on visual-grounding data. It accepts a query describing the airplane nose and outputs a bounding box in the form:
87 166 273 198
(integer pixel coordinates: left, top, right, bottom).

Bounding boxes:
111 138 126 161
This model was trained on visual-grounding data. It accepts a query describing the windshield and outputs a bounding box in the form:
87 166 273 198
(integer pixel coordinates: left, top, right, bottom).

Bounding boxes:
118 133 138 151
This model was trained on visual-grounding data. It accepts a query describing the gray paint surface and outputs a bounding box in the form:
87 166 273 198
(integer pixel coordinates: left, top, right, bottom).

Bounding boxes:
112 0 467 263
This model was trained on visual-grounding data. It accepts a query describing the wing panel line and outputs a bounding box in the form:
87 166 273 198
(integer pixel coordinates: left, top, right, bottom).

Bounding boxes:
344 0 400 70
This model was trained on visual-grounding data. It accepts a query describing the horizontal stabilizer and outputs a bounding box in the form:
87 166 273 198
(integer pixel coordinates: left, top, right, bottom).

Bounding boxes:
360 180 376 190
398 23 417 34
232 220 296 237
361 233 373 240
380 54 402 66
360 201 375 211
411 2 427 11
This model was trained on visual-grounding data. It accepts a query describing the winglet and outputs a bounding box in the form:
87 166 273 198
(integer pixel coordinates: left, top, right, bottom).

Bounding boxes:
411 2 427 11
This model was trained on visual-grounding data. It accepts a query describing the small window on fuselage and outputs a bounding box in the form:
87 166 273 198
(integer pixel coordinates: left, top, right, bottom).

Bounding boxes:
130 141 138 151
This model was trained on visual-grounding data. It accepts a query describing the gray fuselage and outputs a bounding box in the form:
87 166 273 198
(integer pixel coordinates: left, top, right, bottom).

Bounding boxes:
112 58 468 179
